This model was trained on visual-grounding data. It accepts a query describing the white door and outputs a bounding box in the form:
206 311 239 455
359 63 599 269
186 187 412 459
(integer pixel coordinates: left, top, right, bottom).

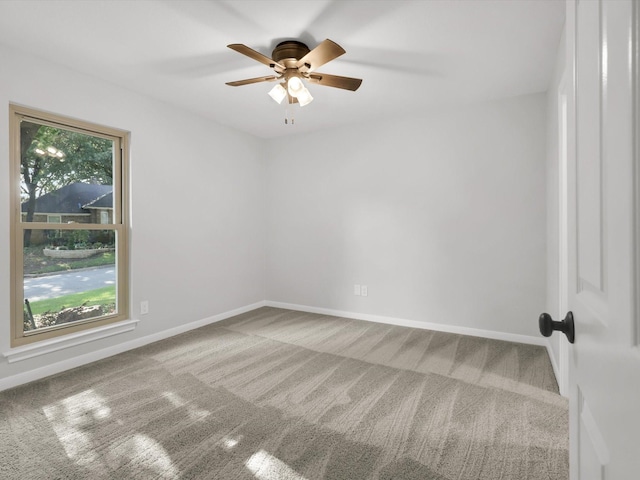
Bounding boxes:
565 0 640 478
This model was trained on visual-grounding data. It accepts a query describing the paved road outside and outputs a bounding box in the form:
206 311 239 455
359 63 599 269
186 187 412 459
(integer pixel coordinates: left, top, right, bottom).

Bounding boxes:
23 266 116 302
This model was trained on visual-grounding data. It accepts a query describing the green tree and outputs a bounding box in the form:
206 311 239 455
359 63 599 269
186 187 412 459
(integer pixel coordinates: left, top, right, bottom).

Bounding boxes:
21 121 113 246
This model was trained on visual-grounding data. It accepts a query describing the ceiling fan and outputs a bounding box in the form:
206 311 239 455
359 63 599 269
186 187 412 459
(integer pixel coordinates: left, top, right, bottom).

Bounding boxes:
225 39 362 108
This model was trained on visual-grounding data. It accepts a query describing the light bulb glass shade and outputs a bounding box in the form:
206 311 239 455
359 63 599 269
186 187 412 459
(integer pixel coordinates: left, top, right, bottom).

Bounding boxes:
297 88 313 107
287 76 304 97
268 83 287 104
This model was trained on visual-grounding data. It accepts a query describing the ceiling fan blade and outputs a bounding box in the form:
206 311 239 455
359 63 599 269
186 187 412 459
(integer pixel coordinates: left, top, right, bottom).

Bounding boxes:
226 75 278 87
295 39 345 72
227 44 285 70
307 73 362 91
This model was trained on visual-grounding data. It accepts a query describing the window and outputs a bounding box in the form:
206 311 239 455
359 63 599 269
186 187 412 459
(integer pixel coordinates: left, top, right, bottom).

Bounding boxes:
10 105 129 347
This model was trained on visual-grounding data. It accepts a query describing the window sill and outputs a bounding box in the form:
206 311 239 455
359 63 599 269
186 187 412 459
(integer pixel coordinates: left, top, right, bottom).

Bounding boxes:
3 319 139 363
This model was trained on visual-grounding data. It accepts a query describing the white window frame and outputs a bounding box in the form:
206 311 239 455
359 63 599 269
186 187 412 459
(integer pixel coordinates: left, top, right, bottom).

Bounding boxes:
9 105 130 347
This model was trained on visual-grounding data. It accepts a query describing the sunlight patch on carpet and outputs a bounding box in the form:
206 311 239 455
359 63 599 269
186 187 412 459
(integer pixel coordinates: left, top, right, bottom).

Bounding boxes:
42 389 111 466
43 389 179 478
219 435 242 451
162 390 211 421
246 449 308 480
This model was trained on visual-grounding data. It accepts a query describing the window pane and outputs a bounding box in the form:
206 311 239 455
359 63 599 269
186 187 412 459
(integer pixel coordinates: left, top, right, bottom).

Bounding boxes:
20 120 114 226
22 229 117 332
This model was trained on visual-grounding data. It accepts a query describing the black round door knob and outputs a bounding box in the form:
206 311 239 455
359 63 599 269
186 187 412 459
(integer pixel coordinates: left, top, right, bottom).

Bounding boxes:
539 311 575 344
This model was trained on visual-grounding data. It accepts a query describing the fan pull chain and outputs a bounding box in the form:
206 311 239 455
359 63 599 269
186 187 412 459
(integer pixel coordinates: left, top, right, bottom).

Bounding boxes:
284 100 294 125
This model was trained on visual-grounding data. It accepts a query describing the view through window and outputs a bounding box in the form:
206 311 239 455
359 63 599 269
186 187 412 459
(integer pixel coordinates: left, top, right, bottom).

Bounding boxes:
10 105 128 346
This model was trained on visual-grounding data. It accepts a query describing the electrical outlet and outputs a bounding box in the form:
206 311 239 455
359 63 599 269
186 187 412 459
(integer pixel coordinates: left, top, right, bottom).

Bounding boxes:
354 284 361 296
140 300 149 315
361 285 368 297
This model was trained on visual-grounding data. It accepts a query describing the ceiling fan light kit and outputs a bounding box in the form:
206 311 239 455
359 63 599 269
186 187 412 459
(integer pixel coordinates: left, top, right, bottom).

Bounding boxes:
268 84 287 104
226 39 362 124
296 88 313 107
286 76 304 97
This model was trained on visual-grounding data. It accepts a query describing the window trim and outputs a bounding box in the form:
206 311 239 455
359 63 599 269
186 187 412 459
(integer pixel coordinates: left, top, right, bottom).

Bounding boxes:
9 104 130 347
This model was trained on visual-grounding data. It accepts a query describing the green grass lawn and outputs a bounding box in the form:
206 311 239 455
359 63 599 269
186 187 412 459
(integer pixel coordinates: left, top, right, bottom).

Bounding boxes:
23 248 115 275
28 286 116 315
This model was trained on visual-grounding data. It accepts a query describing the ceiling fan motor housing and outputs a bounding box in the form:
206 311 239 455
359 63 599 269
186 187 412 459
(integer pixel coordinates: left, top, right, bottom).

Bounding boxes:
272 41 310 68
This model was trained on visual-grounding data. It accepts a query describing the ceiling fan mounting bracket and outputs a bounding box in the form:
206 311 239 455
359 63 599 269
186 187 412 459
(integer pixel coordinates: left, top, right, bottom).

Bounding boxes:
272 40 310 66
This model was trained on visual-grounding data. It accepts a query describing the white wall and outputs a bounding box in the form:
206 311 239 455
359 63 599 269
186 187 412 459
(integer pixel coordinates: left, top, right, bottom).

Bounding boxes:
0 44 266 383
546 28 567 378
0 43 554 388
265 93 547 337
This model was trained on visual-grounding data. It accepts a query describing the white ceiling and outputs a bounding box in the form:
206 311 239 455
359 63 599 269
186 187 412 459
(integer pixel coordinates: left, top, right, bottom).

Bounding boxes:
0 0 565 139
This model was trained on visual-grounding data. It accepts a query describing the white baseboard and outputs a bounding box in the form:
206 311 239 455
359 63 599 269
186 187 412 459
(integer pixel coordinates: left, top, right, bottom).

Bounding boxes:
1 300 553 393
544 338 564 396
0 301 266 392
265 301 547 347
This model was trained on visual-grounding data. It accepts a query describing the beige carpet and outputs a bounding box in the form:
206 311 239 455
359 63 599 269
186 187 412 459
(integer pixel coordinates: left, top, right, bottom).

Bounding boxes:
0 307 568 479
